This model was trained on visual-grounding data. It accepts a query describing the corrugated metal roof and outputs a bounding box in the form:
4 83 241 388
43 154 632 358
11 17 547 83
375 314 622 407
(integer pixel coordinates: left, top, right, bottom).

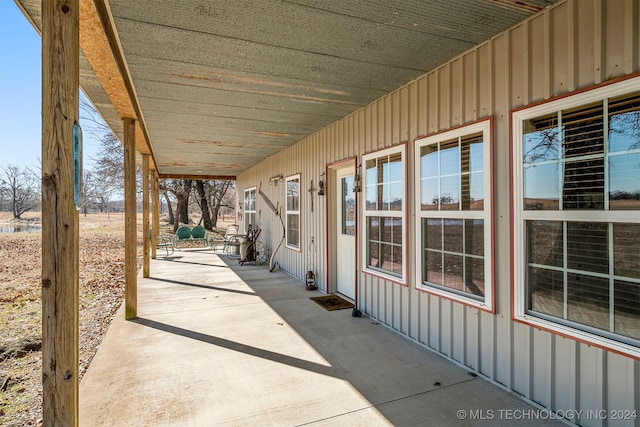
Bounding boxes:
16 0 562 178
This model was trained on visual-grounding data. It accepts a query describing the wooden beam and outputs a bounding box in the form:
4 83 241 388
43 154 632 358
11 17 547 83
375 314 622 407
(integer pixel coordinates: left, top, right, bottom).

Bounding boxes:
142 154 150 277
41 1 80 425
151 172 160 259
124 118 137 320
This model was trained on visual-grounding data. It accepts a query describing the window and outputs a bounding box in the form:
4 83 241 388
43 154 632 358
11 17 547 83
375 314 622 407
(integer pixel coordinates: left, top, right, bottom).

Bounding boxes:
286 174 300 250
415 119 493 311
512 76 640 357
243 187 256 231
362 146 406 283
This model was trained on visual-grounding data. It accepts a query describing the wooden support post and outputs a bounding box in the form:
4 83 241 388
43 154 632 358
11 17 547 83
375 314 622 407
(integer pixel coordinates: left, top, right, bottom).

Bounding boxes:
41 1 80 425
124 118 137 320
142 154 150 277
152 172 160 259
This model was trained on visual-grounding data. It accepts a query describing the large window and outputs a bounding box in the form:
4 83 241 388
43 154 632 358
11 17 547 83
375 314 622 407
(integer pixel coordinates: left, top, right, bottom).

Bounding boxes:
362 146 406 283
512 76 640 358
286 174 300 250
243 187 256 231
415 119 493 311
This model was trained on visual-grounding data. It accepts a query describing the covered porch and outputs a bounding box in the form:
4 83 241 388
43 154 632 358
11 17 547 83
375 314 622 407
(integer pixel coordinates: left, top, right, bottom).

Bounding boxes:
79 249 563 426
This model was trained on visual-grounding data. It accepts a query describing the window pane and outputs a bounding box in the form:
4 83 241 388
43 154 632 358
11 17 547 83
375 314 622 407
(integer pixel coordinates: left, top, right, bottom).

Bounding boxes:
423 218 442 250
609 153 640 210
342 177 355 236
381 217 393 243
465 258 485 297
440 175 460 210
462 171 484 210
443 219 463 253
420 144 439 178
461 132 484 173
567 222 608 274
563 158 604 210
421 177 439 210
613 223 640 279
523 113 560 163
385 152 402 182
392 245 403 276
465 219 484 257
380 243 392 272
368 241 380 268
365 184 377 210
388 182 403 211
609 93 640 152
567 273 609 331
528 266 564 318
527 220 563 267
424 250 442 285
562 102 604 158
524 163 560 210
440 139 459 175
614 280 640 340
368 216 380 241
287 214 299 246
443 253 464 291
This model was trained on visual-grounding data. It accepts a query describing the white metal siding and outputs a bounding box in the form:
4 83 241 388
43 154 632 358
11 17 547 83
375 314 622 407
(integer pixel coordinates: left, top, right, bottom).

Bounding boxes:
236 1 640 424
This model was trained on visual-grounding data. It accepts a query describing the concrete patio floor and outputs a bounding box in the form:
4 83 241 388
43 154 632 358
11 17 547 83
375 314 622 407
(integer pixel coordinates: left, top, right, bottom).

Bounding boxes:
80 249 566 426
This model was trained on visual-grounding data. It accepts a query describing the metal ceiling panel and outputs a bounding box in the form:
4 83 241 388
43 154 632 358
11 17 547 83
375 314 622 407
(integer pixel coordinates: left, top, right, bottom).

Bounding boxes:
16 0 562 177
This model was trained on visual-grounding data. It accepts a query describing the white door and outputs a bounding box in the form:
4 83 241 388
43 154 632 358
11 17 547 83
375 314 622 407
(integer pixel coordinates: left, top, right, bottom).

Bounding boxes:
335 166 356 300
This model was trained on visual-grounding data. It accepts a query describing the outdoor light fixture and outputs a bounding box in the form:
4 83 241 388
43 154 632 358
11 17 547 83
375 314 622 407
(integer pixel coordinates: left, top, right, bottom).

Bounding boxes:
318 173 325 196
269 174 284 184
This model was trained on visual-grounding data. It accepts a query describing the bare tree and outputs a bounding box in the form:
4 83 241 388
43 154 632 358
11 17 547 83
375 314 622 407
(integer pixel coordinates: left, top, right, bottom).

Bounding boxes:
0 164 40 219
204 180 235 228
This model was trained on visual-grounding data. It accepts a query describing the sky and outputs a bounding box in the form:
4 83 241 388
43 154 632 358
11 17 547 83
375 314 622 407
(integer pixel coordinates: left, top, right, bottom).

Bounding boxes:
0 0 102 171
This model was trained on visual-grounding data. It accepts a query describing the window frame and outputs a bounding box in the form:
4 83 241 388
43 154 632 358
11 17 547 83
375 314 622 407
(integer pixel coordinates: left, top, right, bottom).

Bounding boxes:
511 75 640 359
414 118 494 312
243 186 256 233
285 174 301 251
361 144 407 285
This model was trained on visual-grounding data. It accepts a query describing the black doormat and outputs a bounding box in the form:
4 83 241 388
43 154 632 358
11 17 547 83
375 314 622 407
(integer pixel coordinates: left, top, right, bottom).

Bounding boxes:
310 295 354 311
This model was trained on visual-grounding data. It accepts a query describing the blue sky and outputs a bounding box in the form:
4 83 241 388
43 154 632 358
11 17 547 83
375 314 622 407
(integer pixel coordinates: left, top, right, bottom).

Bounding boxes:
1 1 101 170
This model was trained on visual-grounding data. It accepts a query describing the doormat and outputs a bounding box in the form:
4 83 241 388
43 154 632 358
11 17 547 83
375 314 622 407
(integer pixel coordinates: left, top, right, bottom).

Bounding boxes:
310 295 354 311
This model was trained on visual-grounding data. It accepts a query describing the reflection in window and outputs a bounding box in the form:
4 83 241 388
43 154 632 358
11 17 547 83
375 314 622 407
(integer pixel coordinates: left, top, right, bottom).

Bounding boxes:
244 187 256 230
416 119 492 309
286 175 300 249
363 146 405 281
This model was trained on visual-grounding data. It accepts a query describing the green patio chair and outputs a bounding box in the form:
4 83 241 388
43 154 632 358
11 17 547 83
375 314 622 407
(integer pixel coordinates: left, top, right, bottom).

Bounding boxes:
173 225 192 250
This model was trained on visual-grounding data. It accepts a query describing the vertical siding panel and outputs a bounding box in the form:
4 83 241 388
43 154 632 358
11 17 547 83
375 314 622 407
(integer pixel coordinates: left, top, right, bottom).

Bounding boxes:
391 91 400 145
579 345 605 427
452 304 465 363
429 295 439 350
510 25 526 109
577 0 596 88
627 0 640 73
529 15 547 102
427 72 438 135
606 353 636 426
465 308 479 371
553 337 577 414
378 98 386 148
566 0 578 92
417 76 428 137
399 86 409 142
522 20 531 105
440 300 452 357
532 329 552 408
477 43 493 118
478 311 495 379
451 58 463 127
439 64 451 130
604 0 627 79
512 323 532 397
463 52 477 123
551 2 569 96
408 80 418 141
593 0 605 84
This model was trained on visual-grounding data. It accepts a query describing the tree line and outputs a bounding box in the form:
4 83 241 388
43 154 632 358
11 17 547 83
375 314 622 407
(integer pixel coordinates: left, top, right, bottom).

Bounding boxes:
1 97 235 230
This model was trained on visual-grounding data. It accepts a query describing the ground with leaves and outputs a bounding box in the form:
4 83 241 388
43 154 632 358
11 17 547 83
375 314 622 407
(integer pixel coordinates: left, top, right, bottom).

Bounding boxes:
0 212 142 426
